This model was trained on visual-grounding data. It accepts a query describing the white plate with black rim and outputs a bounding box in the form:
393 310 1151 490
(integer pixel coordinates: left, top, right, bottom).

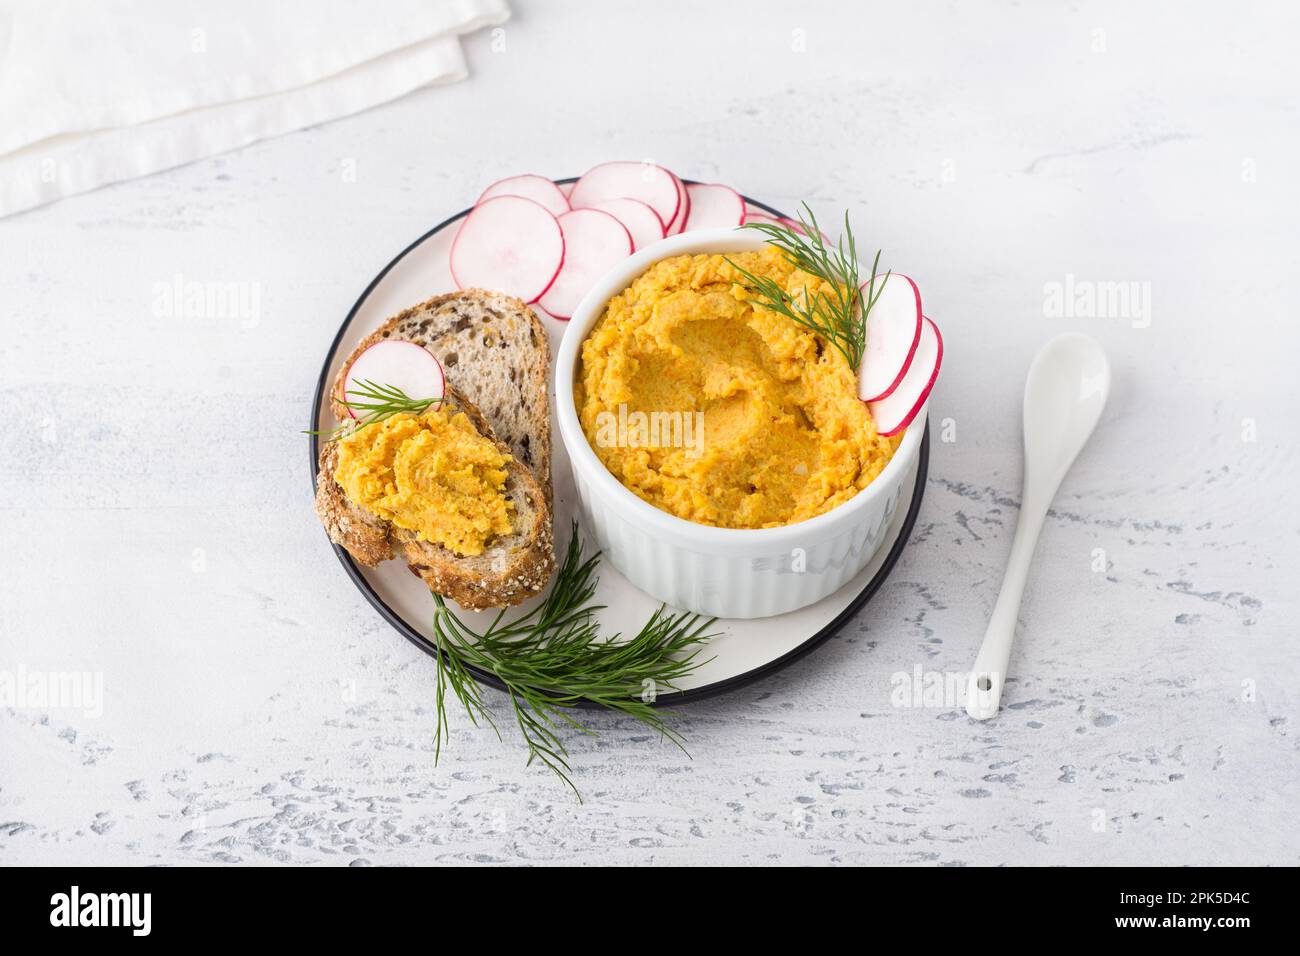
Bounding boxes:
309 179 930 705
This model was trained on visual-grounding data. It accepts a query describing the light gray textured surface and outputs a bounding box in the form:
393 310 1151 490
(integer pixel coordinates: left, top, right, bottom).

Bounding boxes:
1 1 1297 866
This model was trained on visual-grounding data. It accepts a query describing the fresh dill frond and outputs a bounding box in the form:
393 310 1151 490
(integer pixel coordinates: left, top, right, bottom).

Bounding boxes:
729 203 888 371
430 523 717 799
305 379 442 441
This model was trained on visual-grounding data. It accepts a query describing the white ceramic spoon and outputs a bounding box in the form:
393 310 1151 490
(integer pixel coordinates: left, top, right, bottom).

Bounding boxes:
966 333 1111 720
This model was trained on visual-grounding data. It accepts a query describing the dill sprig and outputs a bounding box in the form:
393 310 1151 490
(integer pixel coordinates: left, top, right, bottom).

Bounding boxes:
728 203 888 371
306 379 442 441
431 523 717 799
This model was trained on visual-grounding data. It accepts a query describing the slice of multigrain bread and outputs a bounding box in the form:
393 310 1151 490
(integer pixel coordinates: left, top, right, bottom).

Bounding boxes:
329 289 552 498
314 385 554 610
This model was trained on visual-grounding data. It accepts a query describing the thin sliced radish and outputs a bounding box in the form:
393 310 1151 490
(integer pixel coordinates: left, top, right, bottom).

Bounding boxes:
858 272 923 402
539 208 634 320
556 180 575 198
450 195 564 304
342 340 445 419
782 216 833 244
569 161 680 231
476 174 570 217
591 198 665 251
869 317 942 437
684 183 745 231
745 207 830 239
665 173 689 235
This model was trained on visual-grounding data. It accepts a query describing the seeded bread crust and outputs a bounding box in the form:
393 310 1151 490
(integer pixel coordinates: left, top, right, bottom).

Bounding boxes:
330 289 551 499
314 385 554 610
315 439 394 566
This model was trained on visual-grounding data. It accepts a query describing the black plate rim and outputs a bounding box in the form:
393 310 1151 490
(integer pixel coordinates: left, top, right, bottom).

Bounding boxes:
308 179 930 707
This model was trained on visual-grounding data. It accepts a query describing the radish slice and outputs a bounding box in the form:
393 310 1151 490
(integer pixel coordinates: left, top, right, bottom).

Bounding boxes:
538 208 633 320
665 173 689 235
450 195 564 304
858 272 924 402
869 317 942 437
342 340 445 419
684 183 745 231
782 216 834 244
476 174 570 217
569 161 680 231
744 209 783 226
556 181 575 198
590 198 665 251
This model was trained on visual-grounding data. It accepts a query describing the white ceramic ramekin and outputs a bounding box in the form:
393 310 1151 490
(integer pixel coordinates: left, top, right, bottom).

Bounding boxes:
554 227 926 619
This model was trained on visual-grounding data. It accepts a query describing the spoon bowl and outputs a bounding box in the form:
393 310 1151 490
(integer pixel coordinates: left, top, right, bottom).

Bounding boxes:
1022 333 1111 501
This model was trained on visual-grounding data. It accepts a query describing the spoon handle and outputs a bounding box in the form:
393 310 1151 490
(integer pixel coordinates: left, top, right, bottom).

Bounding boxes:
965 485 1049 720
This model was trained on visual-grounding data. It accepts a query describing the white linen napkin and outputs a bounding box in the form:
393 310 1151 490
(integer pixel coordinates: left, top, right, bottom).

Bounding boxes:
0 0 510 217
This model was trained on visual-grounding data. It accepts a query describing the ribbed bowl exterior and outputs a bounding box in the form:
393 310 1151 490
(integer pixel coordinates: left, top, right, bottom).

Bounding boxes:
569 459 907 619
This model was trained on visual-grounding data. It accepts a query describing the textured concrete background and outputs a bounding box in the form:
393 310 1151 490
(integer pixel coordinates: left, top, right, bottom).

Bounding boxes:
1 0 1297 865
